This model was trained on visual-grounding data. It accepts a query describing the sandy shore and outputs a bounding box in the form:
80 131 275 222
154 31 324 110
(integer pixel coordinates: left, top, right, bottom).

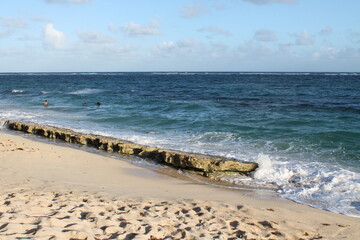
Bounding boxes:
0 132 359 240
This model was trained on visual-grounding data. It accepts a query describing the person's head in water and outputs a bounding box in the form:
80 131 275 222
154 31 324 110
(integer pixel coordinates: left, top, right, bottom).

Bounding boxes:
96 102 101 107
43 100 49 107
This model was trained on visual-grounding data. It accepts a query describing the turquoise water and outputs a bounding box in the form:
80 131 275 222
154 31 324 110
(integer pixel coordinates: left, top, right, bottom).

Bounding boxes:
1 72 359 217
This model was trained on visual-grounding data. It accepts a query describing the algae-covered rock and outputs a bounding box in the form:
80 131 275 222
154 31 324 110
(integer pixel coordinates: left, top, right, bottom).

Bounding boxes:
6 120 258 174
120 143 143 155
162 152 257 173
212 159 258 172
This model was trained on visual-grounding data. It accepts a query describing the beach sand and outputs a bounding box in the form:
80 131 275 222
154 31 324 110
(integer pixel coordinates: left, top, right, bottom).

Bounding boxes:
0 132 359 240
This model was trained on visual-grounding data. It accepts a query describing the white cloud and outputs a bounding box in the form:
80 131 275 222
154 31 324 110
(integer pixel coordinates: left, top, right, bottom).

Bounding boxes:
209 42 229 58
312 46 360 63
254 29 276 42
0 30 13 38
0 15 28 38
157 39 198 50
151 39 235 70
197 25 231 37
238 41 274 58
45 0 91 3
0 16 27 38
77 30 114 44
181 2 208 19
177 39 200 48
31 17 51 23
336 47 360 59
18 34 39 41
121 20 160 37
43 23 66 50
153 39 231 63
312 47 336 60
156 41 176 51
108 23 119 33
155 39 203 57
156 41 177 52
295 30 314 46
1 17 27 29
95 44 137 56
278 43 293 55
348 31 360 43
213 2 227 10
319 26 333 36
243 0 296 4
70 41 139 59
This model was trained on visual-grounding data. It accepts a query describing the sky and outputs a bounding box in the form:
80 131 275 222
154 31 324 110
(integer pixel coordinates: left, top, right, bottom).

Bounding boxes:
0 0 359 72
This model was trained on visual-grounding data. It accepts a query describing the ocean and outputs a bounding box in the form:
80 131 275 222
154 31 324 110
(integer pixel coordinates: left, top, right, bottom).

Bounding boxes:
1 72 359 217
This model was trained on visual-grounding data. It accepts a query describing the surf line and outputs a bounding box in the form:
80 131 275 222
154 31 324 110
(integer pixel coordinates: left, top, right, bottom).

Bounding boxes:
4 120 258 178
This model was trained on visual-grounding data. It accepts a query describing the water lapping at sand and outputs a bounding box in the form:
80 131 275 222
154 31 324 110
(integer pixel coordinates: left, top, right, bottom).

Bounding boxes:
0 72 359 217
252 154 360 217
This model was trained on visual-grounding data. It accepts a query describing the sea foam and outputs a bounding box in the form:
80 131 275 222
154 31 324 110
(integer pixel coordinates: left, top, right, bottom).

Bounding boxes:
252 153 360 217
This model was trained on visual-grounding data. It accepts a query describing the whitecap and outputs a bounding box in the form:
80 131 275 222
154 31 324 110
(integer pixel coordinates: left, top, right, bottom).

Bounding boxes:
69 88 103 95
39 91 49 95
11 89 25 93
79 72 98 75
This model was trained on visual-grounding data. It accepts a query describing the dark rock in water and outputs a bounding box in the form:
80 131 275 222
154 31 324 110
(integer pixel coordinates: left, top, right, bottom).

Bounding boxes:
6 120 258 174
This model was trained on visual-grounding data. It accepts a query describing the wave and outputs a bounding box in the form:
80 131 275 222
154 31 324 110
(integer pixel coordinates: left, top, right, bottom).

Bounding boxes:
251 154 360 217
39 91 50 95
324 73 360 76
11 89 25 94
71 72 98 75
69 88 103 95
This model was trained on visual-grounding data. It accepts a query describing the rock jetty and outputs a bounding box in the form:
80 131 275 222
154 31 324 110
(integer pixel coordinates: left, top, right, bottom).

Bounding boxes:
5 120 258 174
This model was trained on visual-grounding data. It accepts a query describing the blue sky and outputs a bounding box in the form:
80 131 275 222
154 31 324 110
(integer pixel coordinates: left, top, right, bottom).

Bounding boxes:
0 0 359 72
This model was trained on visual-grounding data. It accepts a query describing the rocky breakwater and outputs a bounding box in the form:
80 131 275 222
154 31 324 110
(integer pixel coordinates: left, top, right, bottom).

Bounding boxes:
5 121 258 175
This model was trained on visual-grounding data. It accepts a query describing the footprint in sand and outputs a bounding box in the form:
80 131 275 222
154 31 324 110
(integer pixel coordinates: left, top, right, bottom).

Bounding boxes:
0 191 331 240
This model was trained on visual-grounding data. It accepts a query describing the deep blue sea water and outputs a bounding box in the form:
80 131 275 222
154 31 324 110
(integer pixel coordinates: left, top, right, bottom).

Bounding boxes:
1 72 359 217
